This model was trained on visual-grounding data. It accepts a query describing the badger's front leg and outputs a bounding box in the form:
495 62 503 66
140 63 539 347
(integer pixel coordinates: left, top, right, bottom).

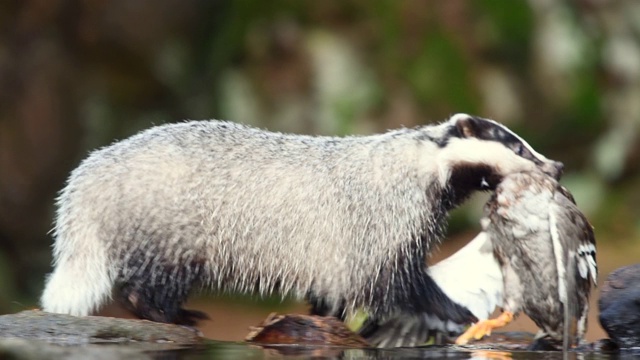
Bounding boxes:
400 267 478 324
369 256 479 324
357 266 477 347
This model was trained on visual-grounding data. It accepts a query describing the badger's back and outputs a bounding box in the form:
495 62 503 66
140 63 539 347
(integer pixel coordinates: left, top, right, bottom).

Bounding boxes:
44 120 444 317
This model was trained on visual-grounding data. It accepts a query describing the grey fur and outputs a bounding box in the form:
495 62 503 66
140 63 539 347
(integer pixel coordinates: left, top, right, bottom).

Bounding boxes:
41 114 562 326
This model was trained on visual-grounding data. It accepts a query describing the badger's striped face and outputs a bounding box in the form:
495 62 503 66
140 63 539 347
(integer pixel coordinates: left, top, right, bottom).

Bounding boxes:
454 114 563 179
437 114 564 202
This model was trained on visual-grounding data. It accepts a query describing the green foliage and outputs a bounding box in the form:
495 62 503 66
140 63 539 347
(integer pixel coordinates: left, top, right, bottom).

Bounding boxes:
408 30 477 113
474 0 534 61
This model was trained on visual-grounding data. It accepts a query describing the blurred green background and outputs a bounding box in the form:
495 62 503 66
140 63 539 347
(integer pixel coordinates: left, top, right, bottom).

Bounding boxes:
0 0 638 321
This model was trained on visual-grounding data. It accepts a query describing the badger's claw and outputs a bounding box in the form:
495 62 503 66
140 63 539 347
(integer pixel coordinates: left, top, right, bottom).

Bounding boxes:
455 311 514 345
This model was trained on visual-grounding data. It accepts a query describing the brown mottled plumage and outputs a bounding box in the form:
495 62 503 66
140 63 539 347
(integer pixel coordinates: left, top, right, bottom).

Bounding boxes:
457 170 597 350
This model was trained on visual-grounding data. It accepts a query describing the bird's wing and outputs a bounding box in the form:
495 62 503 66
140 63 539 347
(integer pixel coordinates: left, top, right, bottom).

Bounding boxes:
429 232 503 320
358 232 503 348
548 192 571 351
358 312 453 348
549 187 597 346
551 189 597 286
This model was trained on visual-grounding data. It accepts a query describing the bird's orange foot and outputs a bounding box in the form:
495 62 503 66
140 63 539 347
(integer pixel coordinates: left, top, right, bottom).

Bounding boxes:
471 350 513 360
455 311 514 345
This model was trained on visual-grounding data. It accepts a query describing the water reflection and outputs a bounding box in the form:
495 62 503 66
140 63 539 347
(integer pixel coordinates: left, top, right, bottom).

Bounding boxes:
148 341 630 360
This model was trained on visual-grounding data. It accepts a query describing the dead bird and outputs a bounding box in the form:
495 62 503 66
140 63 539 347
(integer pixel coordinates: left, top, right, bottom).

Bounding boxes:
360 170 596 349
456 170 597 350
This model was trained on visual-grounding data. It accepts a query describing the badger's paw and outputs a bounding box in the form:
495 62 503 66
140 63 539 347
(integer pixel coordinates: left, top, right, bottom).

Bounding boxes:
175 308 210 327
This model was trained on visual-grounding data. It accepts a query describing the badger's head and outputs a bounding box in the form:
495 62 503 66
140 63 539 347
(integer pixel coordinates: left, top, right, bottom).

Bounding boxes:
437 113 564 203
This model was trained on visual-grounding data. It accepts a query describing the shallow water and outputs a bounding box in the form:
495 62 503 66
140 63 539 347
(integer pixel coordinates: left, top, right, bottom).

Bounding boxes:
147 341 633 360
166 236 640 344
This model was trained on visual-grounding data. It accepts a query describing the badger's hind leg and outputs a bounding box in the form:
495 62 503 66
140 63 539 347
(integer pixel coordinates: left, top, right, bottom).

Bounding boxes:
117 252 209 326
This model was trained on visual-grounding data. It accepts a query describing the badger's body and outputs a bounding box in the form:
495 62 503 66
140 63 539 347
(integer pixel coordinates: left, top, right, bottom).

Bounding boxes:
41 114 563 327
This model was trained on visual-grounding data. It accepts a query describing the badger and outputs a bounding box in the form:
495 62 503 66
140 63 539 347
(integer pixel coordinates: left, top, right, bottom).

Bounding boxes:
41 114 563 328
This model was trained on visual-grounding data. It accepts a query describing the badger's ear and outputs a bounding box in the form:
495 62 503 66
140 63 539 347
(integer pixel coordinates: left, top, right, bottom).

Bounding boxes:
451 114 480 138
451 114 498 140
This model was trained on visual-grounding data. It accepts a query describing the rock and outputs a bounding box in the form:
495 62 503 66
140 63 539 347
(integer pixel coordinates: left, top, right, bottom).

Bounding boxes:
0 338 153 360
246 313 369 348
0 310 203 346
599 263 640 349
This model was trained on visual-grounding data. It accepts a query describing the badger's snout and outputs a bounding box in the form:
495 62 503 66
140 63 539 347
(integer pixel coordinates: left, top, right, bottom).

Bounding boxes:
543 161 564 180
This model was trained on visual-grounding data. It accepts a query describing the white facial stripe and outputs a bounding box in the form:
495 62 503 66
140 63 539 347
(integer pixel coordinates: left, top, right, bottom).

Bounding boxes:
489 119 549 162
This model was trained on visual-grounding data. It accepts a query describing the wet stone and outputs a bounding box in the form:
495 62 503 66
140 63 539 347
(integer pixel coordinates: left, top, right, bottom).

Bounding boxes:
0 338 154 360
0 310 203 359
599 263 640 349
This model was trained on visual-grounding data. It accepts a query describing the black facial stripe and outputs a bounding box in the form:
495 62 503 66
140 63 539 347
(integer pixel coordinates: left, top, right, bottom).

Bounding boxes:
475 121 519 145
472 117 541 163
446 162 502 208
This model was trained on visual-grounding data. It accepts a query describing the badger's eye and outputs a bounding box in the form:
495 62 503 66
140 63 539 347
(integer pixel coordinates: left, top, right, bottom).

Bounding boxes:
515 143 525 156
